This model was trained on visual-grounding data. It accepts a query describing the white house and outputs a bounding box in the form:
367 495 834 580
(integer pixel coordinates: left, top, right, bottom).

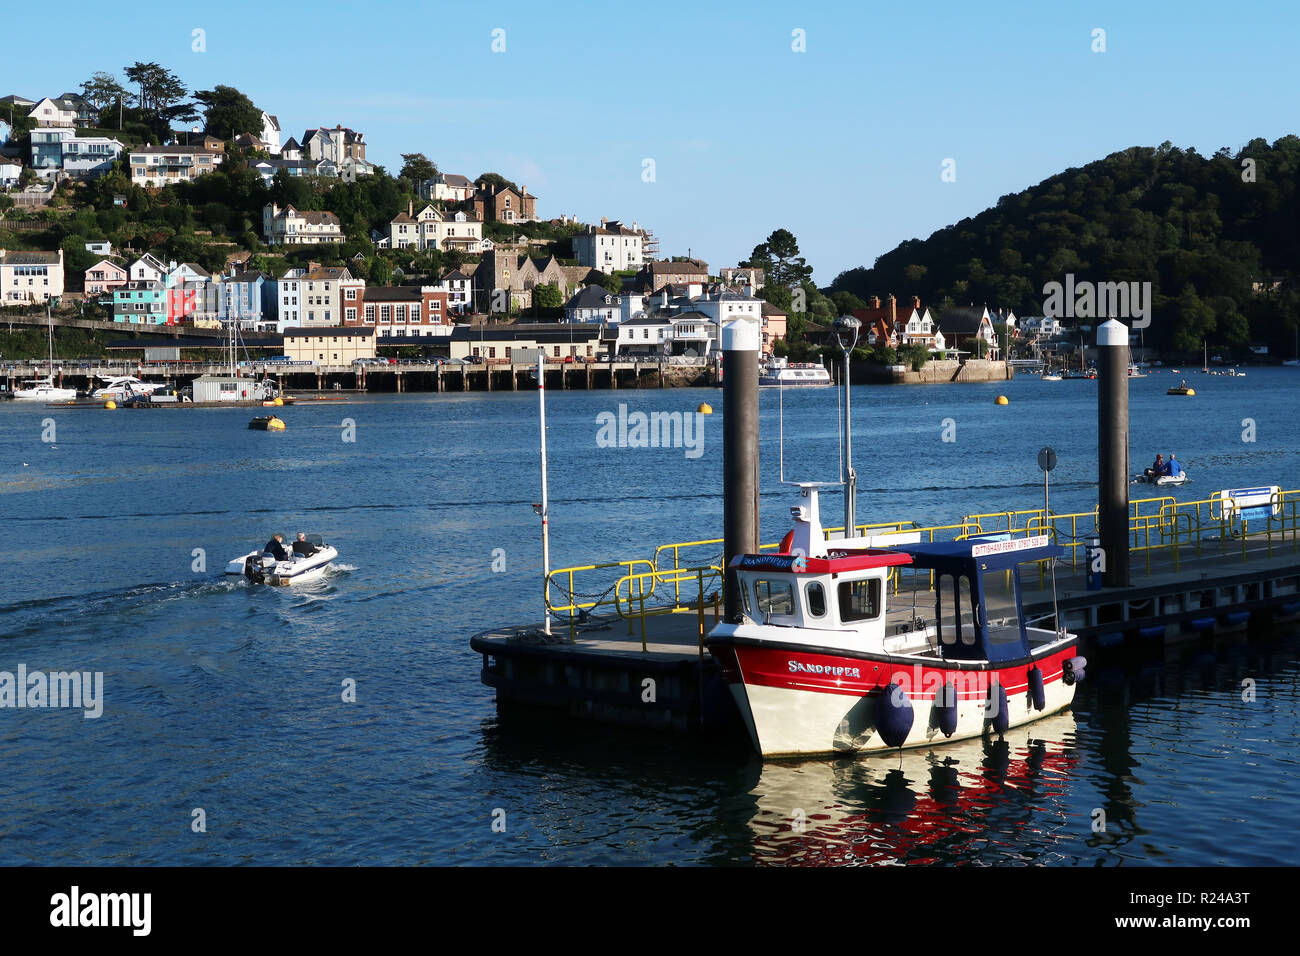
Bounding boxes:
129 254 168 284
259 111 281 154
564 285 620 324
573 220 645 274
61 134 124 178
84 239 113 257
0 248 65 304
387 203 483 253
0 160 21 187
277 267 306 328
262 204 344 245
129 145 224 186
436 269 475 315
27 97 76 128
422 173 474 203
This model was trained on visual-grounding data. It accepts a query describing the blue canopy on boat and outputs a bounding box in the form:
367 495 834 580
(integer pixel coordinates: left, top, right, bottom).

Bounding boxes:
896 537 1061 663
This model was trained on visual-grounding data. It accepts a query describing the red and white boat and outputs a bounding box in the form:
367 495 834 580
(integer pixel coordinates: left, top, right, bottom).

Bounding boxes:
706 486 1085 757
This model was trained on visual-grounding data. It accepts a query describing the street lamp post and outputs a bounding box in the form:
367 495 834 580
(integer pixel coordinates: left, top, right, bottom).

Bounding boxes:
833 314 861 537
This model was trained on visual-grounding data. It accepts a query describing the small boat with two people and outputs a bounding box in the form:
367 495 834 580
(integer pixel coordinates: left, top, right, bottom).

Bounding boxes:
1136 453 1188 486
226 533 338 585
248 415 286 430
705 484 1085 757
1167 379 1196 396
759 357 833 388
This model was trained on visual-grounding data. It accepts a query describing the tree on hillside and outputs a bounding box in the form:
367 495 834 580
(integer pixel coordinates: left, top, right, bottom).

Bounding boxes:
123 62 196 133
400 153 438 185
747 228 814 290
194 86 263 141
476 171 520 194
80 71 129 111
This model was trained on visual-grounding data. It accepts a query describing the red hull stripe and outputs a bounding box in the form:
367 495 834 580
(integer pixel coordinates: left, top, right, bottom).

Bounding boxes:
728 644 1077 699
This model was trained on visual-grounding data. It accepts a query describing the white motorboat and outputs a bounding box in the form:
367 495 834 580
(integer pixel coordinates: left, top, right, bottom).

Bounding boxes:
705 485 1083 757
225 535 338 585
1040 372 1062 381
760 358 832 388
13 375 76 402
91 376 165 401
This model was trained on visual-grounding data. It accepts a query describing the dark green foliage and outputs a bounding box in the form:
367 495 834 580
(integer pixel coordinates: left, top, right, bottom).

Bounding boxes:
829 137 1300 354
194 85 263 140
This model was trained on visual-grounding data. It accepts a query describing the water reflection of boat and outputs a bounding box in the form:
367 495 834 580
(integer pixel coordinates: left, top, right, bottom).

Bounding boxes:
747 712 1079 865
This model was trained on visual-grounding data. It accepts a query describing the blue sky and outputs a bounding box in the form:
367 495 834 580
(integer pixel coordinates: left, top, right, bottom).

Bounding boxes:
5 0 1299 284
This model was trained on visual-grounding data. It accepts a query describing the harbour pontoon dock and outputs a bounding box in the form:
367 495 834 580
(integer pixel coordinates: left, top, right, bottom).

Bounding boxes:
473 489 1300 732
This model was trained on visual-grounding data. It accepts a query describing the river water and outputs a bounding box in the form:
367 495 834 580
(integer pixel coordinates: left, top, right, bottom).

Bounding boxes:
1 368 1297 865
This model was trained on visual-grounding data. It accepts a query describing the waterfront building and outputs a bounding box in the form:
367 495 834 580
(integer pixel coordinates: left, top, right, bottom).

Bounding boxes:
352 286 452 338
434 323 603 363
436 269 475 315
0 248 65 304
938 306 998 357
274 264 363 331
215 269 277 330
112 280 166 324
283 326 376 364
129 253 168 284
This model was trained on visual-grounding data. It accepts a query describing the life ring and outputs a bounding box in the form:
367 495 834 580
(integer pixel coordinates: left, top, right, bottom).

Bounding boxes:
779 531 794 554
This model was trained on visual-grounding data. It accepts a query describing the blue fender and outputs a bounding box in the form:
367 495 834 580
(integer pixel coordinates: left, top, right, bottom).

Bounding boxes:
933 679 959 737
1027 665 1046 712
874 681 914 749
986 681 1010 734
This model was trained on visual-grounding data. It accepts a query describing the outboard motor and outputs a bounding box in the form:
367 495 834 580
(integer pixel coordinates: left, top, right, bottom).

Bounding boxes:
243 555 266 584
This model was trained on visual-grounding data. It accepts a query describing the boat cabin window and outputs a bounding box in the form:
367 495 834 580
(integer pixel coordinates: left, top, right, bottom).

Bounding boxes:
805 582 826 618
938 573 980 646
837 578 880 622
754 579 795 617
980 567 1024 645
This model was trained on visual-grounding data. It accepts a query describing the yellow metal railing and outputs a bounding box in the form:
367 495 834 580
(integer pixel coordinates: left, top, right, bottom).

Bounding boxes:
546 487 1300 648
614 566 723 651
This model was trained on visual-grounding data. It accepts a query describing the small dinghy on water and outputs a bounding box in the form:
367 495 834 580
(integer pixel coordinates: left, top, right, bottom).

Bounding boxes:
248 415 286 430
226 535 338 586
1134 471 1189 486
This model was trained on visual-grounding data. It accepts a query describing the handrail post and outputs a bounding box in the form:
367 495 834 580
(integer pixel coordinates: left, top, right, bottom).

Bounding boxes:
697 569 705 651
639 581 647 651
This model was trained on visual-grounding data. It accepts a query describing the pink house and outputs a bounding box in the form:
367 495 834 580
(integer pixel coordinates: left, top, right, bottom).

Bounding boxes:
85 259 128 296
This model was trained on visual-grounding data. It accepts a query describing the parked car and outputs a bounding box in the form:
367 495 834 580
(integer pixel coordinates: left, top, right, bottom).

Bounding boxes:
467 355 486 365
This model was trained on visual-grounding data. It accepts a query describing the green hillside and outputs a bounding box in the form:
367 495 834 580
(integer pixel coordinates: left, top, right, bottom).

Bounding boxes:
829 137 1300 355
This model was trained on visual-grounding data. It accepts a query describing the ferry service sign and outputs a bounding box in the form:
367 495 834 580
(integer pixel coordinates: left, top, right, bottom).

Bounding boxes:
970 535 1049 557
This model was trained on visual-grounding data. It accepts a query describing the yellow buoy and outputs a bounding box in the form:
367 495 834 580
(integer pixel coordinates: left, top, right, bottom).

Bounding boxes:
273 397 284 406
104 400 117 409
697 403 713 414
995 395 1009 405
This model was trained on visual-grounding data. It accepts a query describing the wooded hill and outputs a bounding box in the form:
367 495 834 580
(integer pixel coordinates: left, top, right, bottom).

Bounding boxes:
829 137 1300 355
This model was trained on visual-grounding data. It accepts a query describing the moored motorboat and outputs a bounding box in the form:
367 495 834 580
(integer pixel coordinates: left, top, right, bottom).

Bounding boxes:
92 376 164 401
706 485 1084 758
760 358 832 388
249 415 285 430
225 535 338 585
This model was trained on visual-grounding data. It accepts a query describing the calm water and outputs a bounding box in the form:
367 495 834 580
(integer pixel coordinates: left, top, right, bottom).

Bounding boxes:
1 368 1298 865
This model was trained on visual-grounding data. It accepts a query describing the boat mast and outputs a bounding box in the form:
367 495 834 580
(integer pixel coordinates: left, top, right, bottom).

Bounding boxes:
833 315 861 536
47 300 54 379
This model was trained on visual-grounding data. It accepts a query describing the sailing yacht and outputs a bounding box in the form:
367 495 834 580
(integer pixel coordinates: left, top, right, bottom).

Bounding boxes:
13 305 77 402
